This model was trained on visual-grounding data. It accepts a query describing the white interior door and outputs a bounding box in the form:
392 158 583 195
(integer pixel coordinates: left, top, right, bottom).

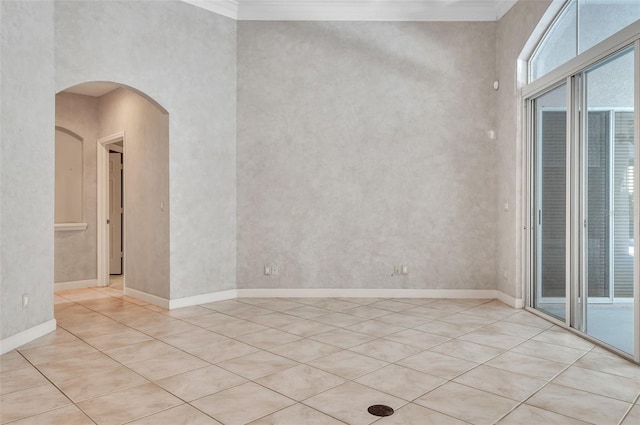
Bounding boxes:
109 152 123 275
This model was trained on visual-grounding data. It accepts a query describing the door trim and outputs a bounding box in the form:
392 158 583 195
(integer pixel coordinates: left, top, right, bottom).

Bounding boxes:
97 131 126 287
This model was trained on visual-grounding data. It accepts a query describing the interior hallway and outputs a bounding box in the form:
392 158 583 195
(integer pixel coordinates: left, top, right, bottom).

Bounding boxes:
1 289 639 424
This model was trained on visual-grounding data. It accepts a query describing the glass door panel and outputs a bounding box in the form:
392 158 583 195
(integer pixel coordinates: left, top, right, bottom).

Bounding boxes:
533 84 568 321
583 47 635 354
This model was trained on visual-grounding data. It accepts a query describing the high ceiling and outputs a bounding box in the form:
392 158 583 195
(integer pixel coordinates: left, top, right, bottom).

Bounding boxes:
183 0 518 21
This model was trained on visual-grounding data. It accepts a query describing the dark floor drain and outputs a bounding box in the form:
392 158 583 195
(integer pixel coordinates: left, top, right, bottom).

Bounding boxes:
368 405 394 417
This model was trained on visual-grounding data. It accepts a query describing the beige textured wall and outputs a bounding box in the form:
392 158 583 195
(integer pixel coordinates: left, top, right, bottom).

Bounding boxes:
98 88 170 299
1 1 55 340
495 0 553 298
54 93 99 283
237 21 498 291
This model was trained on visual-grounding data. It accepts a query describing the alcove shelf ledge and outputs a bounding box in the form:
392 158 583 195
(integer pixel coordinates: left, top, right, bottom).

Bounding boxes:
55 223 88 231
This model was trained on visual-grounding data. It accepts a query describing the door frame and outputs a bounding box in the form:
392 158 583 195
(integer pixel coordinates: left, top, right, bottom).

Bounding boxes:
97 131 126 287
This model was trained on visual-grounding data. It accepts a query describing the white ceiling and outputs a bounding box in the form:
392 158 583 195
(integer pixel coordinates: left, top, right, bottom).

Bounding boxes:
63 82 121 97
183 0 518 21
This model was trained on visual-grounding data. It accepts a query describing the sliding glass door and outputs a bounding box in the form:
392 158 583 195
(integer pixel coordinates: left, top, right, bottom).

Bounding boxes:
582 47 635 354
533 84 568 321
528 44 638 361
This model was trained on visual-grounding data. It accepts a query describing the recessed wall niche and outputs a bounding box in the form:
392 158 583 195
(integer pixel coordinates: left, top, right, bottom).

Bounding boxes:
55 126 84 224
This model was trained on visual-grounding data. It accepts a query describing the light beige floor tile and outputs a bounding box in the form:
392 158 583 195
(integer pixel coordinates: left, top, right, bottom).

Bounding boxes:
192 382 295 425
304 381 405 425
127 403 222 425
268 338 342 363
126 350 210 380
429 339 504 363
552 365 640 402
278 305 332 319
179 312 238 327
18 340 98 365
454 365 547 401
19 328 78 350
253 299 303 312
161 305 213 319
138 320 205 338
0 383 70 424
103 339 180 364
236 298 275 305
247 403 345 425
201 299 247 312
0 365 49 395
207 318 268 337
414 320 477 338
404 306 452 319
277 319 336 337
0 351 30 373
382 329 450 350
309 328 376 348
458 329 526 350
347 305 393 319
56 366 147 402
306 299 361 312
83 328 153 351
375 313 429 328
574 350 640 380
257 364 345 400
187 337 260 363
236 328 301 349
511 340 587 364
437 313 496 328
217 351 298 379
355 364 446 401
336 297 383 305
426 300 473 312
374 402 469 425
65 319 132 340
155 364 247 401
369 300 415 312
622 404 640 425
527 383 631 425
497 404 590 425
77 382 181 425
346 320 405 337
225 304 275 320
503 310 554 329
36 352 121 382
349 339 422 362
7 405 94 425
249 312 301 328
313 312 367 327
532 329 596 351
485 351 567 380
398 351 477 380
481 321 544 339
308 350 388 380
462 304 517 321
415 382 518 425
159 328 226 352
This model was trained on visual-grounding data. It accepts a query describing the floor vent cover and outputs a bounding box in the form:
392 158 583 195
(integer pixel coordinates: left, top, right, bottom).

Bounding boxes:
368 405 394 417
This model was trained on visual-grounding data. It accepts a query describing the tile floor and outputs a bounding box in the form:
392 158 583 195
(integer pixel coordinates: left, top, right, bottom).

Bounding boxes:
1 288 639 424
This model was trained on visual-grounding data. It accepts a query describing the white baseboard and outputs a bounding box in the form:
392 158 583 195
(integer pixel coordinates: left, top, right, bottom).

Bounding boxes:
169 289 237 309
124 287 170 309
236 288 499 300
0 319 57 355
496 291 524 309
124 287 238 310
54 279 98 291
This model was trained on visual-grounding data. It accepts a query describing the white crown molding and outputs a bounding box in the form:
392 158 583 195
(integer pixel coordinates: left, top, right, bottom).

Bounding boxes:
182 0 517 22
182 0 239 20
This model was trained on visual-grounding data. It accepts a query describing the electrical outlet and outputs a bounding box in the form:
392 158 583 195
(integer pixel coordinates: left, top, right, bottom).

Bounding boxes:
271 264 279 276
264 265 272 276
401 264 409 275
22 294 29 309
393 265 402 275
